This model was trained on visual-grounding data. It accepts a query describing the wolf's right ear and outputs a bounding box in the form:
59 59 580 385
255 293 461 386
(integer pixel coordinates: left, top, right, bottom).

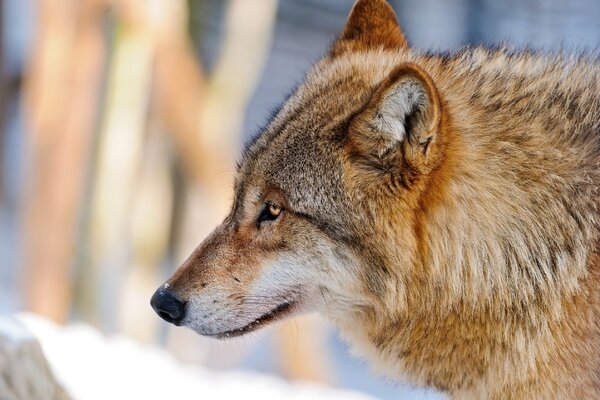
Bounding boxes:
347 63 443 176
331 0 408 56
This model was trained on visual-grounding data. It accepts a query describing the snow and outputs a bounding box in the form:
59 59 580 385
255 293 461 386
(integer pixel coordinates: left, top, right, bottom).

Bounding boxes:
16 314 375 400
0 316 35 343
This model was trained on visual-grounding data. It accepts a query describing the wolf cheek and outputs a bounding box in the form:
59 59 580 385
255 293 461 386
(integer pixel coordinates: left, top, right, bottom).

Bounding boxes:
150 198 362 338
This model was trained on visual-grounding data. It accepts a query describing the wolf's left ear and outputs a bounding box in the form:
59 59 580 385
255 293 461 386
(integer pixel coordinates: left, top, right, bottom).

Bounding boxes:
348 63 443 173
331 0 408 56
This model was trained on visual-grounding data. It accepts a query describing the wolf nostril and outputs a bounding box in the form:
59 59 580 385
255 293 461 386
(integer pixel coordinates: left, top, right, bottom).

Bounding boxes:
150 288 186 325
158 311 171 320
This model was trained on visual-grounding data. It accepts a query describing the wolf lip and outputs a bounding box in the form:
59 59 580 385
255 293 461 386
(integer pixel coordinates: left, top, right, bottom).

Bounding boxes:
208 301 296 339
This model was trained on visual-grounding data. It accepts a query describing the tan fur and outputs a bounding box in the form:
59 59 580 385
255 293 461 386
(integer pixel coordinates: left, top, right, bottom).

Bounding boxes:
156 1 600 398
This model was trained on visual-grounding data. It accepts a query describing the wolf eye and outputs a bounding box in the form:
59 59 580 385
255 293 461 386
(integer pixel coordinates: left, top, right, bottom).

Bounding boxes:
258 202 282 225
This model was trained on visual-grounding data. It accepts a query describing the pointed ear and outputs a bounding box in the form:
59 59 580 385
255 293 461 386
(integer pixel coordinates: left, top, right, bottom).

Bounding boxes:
331 0 408 56
348 63 443 173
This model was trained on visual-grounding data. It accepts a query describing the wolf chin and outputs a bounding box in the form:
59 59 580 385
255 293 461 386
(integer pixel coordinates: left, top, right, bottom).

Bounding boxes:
151 1 600 398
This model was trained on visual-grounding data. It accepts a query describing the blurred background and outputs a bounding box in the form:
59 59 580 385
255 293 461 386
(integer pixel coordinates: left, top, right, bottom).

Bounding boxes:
1 0 599 399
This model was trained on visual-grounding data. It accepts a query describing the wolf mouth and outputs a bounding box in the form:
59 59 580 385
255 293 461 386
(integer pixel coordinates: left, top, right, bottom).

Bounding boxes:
209 301 296 339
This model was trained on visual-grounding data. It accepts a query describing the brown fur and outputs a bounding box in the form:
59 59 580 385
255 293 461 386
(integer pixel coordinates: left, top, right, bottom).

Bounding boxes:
156 1 600 398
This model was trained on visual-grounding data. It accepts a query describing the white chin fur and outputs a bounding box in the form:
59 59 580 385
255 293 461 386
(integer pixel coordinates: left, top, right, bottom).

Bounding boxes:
180 290 305 337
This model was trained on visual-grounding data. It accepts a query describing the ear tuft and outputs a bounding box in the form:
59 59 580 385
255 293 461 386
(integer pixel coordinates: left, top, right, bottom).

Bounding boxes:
349 63 443 171
333 0 408 56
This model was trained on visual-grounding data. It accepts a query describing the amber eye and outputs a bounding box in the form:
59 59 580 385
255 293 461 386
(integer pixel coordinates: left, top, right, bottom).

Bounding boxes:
258 202 282 225
269 203 282 217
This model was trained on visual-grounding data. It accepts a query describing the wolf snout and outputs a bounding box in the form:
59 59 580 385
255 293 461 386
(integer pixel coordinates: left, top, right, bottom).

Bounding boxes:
150 287 187 325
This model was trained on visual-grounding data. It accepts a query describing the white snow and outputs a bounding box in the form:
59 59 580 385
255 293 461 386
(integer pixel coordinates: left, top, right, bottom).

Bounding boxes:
0 316 35 343
16 313 374 400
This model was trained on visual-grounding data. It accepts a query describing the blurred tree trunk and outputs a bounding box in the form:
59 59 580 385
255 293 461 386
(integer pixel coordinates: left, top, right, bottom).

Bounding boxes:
0 0 5 203
80 0 209 337
152 0 205 185
22 0 106 323
84 0 154 331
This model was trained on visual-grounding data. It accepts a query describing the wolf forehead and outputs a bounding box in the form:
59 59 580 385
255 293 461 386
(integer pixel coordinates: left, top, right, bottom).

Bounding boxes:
234 117 351 225
235 53 406 208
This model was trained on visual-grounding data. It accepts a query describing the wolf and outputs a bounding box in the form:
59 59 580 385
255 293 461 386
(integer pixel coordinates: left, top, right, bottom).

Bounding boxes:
151 0 600 398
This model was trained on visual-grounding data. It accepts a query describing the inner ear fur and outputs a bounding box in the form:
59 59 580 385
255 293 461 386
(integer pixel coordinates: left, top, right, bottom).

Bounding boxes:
348 63 443 173
331 0 408 56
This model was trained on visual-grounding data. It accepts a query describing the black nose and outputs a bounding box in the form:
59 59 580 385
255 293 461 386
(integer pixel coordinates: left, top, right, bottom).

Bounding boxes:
150 288 186 325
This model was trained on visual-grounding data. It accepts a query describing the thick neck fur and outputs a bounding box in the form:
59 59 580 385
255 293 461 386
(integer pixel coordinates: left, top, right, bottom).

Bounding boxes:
334 48 600 399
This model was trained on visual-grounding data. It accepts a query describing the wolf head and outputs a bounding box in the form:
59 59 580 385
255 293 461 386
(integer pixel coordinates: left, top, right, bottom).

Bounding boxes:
150 0 452 338
148 0 600 396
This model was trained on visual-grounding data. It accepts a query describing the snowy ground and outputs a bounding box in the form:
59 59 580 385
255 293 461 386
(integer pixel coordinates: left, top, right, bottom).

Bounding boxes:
16 314 375 400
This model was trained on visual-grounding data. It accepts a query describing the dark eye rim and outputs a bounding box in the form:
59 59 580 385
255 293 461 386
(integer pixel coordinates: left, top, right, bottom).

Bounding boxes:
257 202 283 226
